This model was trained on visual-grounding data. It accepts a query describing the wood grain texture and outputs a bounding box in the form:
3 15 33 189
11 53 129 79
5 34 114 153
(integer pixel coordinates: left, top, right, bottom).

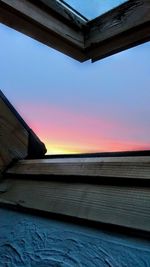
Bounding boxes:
37 0 87 28
0 90 46 175
7 156 150 180
90 23 150 62
86 0 150 45
1 178 150 232
0 0 87 62
0 0 149 62
86 0 150 61
0 98 28 175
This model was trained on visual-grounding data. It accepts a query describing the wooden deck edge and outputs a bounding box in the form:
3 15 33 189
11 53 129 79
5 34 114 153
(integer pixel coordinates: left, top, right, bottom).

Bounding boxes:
6 156 150 182
0 177 150 233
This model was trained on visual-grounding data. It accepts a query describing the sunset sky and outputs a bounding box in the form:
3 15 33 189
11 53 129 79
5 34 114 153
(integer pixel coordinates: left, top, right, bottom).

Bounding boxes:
0 1 150 154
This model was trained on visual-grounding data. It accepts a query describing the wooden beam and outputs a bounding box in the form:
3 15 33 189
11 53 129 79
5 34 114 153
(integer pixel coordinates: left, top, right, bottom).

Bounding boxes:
6 156 150 181
0 0 149 62
37 0 87 29
0 90 46 175
1 178 150 232
85 0 150 61
0 94 28 175
0 0 87 62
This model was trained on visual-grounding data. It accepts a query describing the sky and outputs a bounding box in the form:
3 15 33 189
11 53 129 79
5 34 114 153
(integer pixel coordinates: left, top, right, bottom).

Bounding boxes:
0 2 150 154
64 0 128 19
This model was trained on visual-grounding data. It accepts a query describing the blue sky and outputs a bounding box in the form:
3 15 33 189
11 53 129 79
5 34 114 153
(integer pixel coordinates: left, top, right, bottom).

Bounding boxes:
0 12 150 153
64 0 128 19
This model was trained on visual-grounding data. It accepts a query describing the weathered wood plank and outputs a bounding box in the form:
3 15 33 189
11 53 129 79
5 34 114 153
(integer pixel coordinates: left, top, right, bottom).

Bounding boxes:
37 0 87 28
0 0 84 46
6 156 150 181
86 0 150 45
0 97 28 175
0 0 149 62
0 0 87 62
1 178 150 232
44 150 150 158
89 23 150 62
0 90 46 175
85 0 150 61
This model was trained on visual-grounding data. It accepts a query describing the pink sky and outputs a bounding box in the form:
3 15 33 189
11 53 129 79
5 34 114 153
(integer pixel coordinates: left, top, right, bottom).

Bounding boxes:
18 102 150 154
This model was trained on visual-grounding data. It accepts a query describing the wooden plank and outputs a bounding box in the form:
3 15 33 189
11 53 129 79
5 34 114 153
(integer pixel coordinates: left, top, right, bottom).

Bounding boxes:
89 23 150 62
0 0 87 62
0 97 28 175
0 0 84 46
44 150 150 158
6 156 150 179
6 156 150 181
0 0 149 62
37 0 87 28
1 178 150 232
85 0 150 61
0 90 46 175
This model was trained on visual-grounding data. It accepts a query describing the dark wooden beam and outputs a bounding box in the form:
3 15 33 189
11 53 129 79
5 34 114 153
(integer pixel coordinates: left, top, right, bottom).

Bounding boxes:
6 156 150 181
44 150 150 159
0 96 28 175
0 0 87 62
37 0 87 29
0 0 149 62
85 0 150 61
0 90 46 175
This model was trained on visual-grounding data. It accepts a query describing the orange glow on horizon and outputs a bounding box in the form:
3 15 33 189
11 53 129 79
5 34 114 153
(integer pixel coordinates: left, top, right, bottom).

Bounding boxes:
44 140 150 155
18 102 150 155
45 143 81 154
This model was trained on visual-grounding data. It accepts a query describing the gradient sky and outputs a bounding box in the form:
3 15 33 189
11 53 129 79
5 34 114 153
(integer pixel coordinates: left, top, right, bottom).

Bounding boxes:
0 4 150 154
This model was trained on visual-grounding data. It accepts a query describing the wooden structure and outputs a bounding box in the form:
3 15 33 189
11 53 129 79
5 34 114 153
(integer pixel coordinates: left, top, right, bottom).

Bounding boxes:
0 91 150 234
0 0 150 62
0 1 150 265
0 90 46 177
